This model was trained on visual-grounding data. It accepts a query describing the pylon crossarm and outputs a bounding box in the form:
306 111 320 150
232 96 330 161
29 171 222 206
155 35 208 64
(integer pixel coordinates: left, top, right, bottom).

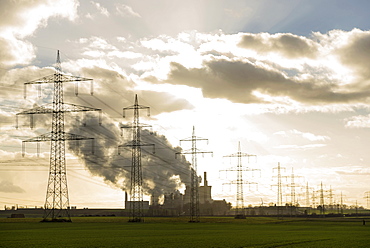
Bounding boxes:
22 132 94 142
64 133 95 141
22 132 94 157
120 122 151 129
17 104 53 115
119 142 155 154
17 103 100 115
220 167 259 172
25 74 92 85
62 103 101 113
180 137 208 143
178 149 212 155
123 105 150 111
224 153 257 158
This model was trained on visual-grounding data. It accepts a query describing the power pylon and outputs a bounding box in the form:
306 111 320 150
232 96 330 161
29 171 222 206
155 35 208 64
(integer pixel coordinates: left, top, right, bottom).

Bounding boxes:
272 162 286 218
272 162 285 207
365 191 370 209
340 191 345 214
119 94 154 222
284 168 302 206
177 126 212 222
319 182 325 215
17 50 100 222
220 142 258 218
305 182 310 207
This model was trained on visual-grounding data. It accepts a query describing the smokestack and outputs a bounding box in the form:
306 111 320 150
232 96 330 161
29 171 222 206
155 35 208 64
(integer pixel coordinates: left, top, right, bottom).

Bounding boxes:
204 171 208 186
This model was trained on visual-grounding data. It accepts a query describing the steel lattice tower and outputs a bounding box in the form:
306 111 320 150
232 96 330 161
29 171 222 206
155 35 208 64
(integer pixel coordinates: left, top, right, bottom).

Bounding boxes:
319 181 325 215
119 94 154 222
17 50 100 222
305 182 310 207
177 126 212 222
365 191 370 209
221 142 258 218
272 162 286 218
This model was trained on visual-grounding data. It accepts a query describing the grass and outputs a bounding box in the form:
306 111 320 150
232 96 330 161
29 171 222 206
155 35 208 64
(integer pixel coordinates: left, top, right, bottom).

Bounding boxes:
0 216 369 247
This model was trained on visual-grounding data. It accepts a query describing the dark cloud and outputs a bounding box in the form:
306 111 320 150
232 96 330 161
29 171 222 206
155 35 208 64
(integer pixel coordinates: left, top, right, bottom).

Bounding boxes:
141 90 194 113
238 33 319 59
70 66 193 116
337 31 370 79
163 59 370 104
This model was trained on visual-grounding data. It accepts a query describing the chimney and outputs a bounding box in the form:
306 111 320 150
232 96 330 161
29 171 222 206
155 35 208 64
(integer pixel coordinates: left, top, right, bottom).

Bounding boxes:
204 171 208 186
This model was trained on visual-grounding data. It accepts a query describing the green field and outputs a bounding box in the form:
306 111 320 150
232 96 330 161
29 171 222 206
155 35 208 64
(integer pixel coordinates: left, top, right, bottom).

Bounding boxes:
0 217 369 247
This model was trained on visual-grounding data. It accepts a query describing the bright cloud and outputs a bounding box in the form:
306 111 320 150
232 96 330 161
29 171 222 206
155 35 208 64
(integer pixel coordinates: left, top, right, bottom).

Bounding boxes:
274 129 330 142
91 1 109 17
345 114 370 128
115 3 141 18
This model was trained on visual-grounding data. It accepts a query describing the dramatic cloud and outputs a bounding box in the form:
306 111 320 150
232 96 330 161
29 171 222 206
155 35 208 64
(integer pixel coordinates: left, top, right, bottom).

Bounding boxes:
336 29 370 79
0 0 79 67
238 33 319 59
163 59 370 105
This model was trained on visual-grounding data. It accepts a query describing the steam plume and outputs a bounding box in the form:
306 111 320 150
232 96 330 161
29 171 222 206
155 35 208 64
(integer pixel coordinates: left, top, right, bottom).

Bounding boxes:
68 113 191 198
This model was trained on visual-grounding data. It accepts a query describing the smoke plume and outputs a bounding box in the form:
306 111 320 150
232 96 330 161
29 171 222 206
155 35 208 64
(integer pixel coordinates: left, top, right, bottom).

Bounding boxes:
68 112 191 199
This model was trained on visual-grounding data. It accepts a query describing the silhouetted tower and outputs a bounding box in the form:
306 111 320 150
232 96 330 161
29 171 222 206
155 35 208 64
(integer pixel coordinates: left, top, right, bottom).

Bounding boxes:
177 126 212 222
221 142 258 218
272 162 286 218
272 163 286 206
305 182 310 207
120 94 154 222
319 182 325 215
17 50 100 222
284 168 302 206
365 191 370 209
340 191 345 214
312 189 317 208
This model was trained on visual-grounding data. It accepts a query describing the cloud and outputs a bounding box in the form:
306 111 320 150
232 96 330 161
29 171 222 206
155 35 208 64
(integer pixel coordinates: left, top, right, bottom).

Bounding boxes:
345 114 370 128
336 29 370 79
274 129 330 141
163 59 370 105
0 0 78 38
0 180 25 193
140 90 194 114
0 0 79 68
62 65 192 117
274 144 327 150
238 32 319 59
115 3 141 18
91 1 109 17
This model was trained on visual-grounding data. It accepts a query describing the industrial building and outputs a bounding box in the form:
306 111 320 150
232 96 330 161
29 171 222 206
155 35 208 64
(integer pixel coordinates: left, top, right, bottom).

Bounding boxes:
147 172 232 216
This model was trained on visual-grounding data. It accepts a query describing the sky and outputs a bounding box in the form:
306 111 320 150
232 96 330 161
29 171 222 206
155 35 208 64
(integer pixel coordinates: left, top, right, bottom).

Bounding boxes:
1 0 370 209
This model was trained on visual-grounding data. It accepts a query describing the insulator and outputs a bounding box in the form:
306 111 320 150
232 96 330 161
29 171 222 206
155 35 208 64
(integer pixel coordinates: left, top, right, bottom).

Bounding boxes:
24 84 27 99
74 82 78 96
90 80 94 95
98 111 102 126
91 139 95 155
22 142 25 157
37 143 40 157
38 85 42 98
30 115 34 129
